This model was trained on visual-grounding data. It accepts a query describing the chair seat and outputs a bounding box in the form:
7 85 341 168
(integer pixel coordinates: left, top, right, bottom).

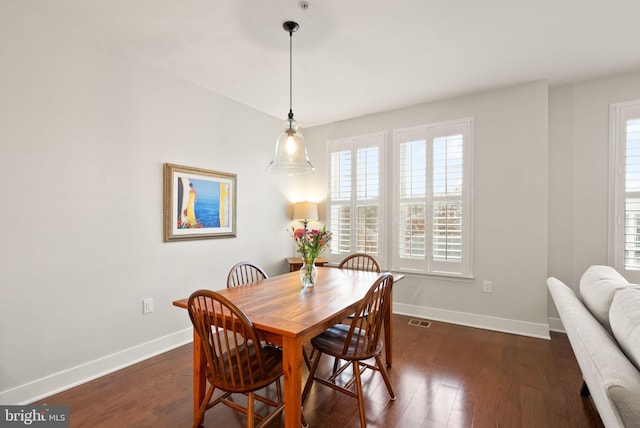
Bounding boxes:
310 324 383 361
211 343 283 393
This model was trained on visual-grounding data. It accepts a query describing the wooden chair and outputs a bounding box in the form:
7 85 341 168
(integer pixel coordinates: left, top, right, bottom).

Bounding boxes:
224 262 267 353
301 273 396 427
338 253 381 273
187 289 284 428
227 262 315 372
227 262 268 288
339 253 380 321
330 253 383 372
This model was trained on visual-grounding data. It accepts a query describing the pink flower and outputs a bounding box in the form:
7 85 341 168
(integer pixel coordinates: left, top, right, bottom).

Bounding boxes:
291 226 333 260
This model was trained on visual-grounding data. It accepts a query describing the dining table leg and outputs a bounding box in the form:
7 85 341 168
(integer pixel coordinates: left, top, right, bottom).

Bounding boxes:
282 335 303 428
192 329 206 426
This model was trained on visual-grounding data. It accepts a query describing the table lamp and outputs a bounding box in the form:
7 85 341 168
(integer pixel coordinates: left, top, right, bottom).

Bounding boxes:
293 201 318 228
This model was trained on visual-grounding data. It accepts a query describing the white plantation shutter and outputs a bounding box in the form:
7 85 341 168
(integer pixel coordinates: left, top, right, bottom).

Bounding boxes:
432 133 463 264
328 133 384 262
398 136 427 262
394 119 473 277
326 121 472 277
356 147 380 253
330 150 352 254
611 102 640 280
624 118 640 269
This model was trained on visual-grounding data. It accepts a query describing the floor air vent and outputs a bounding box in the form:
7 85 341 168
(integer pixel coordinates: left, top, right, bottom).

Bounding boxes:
408 319 431 328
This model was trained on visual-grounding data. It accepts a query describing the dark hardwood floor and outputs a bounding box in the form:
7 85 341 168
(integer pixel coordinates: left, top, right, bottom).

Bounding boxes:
36 314 604 427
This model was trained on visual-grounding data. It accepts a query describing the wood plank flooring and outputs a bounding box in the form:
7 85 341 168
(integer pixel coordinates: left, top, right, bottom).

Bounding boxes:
36 314 604 427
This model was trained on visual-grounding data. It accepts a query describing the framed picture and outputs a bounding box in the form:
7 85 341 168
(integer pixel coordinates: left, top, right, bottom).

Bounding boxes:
163 163 237 241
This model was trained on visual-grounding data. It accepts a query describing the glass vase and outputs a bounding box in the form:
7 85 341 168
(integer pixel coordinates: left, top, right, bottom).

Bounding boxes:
300 257 318 288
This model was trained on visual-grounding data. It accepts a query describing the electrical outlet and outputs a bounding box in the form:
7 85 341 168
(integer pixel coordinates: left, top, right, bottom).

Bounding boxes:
482 281 492 293
143 298 154 314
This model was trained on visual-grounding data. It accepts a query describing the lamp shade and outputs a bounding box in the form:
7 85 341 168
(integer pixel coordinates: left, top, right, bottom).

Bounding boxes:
266 118 315 175
293 201 319 221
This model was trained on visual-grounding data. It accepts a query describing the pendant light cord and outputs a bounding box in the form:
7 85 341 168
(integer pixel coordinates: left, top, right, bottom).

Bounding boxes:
282 21 299 122
288 26 294 120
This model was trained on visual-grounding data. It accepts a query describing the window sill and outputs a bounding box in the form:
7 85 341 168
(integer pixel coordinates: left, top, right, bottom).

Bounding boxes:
389 269 474 283
322 263 474 283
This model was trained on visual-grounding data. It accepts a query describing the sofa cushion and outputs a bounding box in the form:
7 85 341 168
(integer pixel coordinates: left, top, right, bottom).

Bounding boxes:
610 287 640 371
579 265 631 334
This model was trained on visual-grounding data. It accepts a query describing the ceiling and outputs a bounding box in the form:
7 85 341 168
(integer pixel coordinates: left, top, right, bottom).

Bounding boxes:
19 0 640 127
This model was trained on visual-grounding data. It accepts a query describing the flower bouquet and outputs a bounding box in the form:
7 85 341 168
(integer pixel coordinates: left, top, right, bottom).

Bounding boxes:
292 226 332 287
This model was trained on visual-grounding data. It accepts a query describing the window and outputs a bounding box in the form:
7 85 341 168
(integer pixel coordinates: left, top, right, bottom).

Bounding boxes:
394 119 473 277
326 118 473 278
327 133 384 262
610 100 640 281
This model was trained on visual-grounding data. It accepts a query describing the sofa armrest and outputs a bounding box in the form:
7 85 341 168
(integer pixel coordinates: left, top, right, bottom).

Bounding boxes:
548 277 640 428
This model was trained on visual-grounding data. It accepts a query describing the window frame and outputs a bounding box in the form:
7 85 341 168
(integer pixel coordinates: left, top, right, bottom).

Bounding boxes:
392 118 474 278
609 100 640 282
325 118 473 279
326 132 386 267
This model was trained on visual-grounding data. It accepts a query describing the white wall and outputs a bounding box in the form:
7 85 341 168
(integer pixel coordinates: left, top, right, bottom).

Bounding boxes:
304 80 550 338
547 70 640 323
0 2 297 404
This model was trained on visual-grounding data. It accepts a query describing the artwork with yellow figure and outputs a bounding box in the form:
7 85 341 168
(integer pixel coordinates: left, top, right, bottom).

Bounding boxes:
166 163 236 241
177 178 200 228
177 177 190 228
176 175 231 229
186 183 197 226
219 182 228 227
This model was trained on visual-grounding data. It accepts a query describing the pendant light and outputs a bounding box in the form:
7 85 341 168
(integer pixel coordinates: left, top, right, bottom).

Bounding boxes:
266 21 315 175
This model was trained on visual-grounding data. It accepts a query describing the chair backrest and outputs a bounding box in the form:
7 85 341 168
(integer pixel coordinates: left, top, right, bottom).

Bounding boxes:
343 273 394 358
338 253 381 273
227 262 268 288
187 289 271 392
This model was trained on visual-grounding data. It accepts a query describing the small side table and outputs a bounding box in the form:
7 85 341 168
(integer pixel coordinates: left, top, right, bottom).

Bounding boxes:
286 257 328 272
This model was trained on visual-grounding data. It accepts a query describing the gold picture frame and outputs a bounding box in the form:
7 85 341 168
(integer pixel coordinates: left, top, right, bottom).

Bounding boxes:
163 163 237 241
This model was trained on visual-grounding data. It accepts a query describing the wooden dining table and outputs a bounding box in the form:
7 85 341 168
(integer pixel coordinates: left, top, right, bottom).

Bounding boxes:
173 267 395 428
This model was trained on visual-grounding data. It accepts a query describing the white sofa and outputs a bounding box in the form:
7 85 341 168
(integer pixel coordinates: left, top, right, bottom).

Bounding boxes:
547 265 640 428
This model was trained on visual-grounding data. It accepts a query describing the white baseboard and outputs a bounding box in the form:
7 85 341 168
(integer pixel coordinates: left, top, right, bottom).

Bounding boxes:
547 316 565 333
394 303 551 340
0 328 193 405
